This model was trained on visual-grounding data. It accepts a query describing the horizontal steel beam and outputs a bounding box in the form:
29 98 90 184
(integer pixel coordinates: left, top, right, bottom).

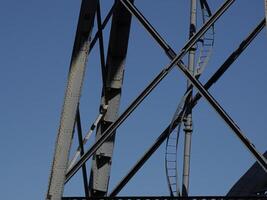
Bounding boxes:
62 196 267 200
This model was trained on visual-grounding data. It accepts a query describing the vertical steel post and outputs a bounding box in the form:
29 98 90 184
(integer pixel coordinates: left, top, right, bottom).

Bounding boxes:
46 1 98 199
182 0 197 196
89 1 133 196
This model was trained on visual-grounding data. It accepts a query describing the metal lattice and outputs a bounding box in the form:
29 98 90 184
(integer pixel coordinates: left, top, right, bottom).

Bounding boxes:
45 1 267 200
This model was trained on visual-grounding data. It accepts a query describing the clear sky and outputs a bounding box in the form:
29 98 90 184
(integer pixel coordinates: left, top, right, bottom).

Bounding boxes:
0 0 267 199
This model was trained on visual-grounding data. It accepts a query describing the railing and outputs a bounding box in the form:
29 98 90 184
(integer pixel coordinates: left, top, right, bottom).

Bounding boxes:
62 196 267 200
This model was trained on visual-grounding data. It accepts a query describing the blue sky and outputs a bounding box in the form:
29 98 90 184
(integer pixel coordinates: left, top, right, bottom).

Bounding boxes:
0 0 267 199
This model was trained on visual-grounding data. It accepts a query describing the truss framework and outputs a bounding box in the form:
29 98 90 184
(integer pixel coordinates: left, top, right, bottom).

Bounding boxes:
46 1 267 199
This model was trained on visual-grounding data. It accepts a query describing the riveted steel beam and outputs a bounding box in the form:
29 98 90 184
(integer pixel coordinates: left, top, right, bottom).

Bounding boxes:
46 0 98 200
88 1 133 196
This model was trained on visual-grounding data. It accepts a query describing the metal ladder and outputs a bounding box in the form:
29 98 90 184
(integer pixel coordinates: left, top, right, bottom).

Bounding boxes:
165 0 214 196
195 0 215 77
165 124 182 196
165 92 189 197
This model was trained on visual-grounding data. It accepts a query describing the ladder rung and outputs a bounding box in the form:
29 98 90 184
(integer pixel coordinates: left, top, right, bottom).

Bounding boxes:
205 32 214 35
167 152 177 155
168 167 176 170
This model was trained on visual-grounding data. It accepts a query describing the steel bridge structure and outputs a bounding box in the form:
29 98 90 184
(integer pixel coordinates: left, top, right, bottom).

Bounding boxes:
46 1 267 200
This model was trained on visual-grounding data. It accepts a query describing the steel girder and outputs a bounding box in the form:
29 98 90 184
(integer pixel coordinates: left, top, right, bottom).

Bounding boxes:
46 1 98 199
88 1 133 196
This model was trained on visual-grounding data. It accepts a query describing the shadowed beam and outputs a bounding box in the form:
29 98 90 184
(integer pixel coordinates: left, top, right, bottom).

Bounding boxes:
46 1 98 200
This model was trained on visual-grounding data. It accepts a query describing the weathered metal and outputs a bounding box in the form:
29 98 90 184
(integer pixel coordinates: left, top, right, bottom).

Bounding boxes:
46 1 98 199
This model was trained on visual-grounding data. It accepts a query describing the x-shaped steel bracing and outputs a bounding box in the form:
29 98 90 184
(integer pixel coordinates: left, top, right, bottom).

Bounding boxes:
64 0 267 196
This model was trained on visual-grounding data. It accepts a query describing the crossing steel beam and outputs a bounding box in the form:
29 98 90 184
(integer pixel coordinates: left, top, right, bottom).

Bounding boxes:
175 46 267 173
65 0 235 183
108 18 266 197
112 0 267 192
46 1 267 198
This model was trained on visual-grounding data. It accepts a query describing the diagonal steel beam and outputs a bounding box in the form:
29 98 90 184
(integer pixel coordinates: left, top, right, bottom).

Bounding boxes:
176 53 267 173
76 107 89 198
119 0 234 60
88 1 133 196
96 1 108 104
192 18 266 105
65 0 236 183
66 2 116 172
46 0 98 199
118 0 267 183
119 0 176 59
89 2 116 54
109 101 188 197
109 19 266 196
